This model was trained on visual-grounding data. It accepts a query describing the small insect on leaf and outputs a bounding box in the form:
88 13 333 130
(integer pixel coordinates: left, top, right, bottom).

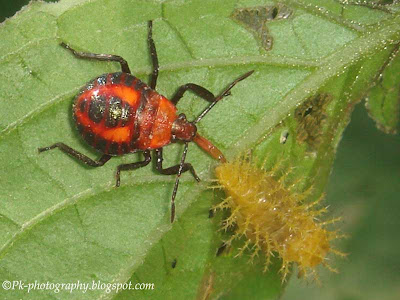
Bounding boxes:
214 155 347 282
38 20 253 223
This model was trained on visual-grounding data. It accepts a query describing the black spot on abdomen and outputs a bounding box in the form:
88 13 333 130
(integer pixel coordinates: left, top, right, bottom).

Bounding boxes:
89 94 107 123
106 97 123 127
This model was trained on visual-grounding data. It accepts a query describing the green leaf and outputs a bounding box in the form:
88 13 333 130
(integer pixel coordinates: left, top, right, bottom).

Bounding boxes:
0 0 399 299
365 44 400 134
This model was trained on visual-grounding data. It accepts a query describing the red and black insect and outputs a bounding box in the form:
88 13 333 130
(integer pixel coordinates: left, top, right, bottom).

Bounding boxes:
39 21 253 222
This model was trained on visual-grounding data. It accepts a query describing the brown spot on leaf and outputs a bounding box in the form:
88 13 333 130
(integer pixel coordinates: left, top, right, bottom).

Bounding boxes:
295 93 332 150
232 4 293 51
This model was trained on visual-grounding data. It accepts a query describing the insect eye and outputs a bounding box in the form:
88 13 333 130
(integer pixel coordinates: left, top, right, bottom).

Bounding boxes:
178 113 187 120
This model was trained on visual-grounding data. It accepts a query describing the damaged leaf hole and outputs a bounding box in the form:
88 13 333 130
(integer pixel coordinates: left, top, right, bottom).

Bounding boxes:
232 4 293 51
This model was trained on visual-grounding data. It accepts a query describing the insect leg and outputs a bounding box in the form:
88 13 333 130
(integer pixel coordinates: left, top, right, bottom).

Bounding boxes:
156 146 199 223
60 42 131 74
115 150 152 187
171 70 254 106
171 83 216 105
38 143 111 166
148 20 159 90
155 148 200 181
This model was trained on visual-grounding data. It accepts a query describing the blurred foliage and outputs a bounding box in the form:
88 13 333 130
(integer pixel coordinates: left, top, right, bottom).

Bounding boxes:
283 103 400 300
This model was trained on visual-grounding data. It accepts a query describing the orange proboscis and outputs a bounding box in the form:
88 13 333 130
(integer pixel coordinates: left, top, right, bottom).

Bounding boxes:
193 133 226 163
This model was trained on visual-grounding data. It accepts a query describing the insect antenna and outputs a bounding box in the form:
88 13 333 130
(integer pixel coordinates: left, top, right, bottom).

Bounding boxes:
193 70 254 124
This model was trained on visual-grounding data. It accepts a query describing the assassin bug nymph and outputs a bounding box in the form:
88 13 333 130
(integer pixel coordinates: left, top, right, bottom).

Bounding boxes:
38 21 253 223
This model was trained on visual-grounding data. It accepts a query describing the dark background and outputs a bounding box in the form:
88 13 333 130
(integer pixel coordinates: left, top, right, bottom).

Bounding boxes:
0 0 57 23
1 1 399 299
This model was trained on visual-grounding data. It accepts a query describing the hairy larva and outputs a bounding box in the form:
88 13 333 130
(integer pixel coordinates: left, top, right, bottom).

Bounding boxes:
214 157 345 281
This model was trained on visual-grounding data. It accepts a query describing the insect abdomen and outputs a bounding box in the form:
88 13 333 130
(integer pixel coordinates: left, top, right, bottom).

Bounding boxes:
73 72 177 155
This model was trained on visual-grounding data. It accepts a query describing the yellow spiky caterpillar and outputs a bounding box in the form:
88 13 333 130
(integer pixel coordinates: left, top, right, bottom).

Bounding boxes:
214 157 345 281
